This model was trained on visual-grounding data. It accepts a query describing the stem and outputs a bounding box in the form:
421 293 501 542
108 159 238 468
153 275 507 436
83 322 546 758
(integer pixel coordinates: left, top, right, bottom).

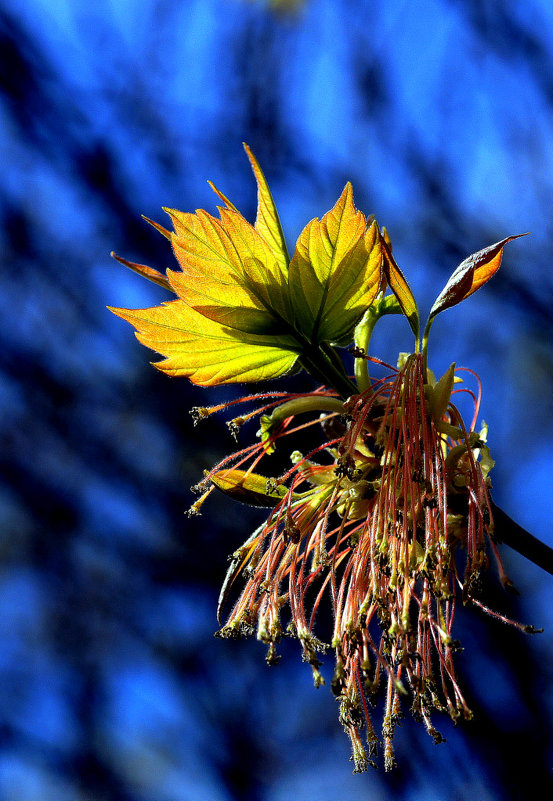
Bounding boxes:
421 315 434 380
353 297 404 392
491 501 553 576
354 311 379 393
269 396 345 426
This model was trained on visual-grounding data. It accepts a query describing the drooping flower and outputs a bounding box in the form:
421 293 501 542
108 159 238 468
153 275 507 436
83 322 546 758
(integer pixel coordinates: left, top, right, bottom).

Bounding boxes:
110 147 540 771
208 350 535 771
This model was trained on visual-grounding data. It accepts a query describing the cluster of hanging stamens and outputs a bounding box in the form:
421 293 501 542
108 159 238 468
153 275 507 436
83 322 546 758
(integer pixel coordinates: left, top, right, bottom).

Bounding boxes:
191 354 530 771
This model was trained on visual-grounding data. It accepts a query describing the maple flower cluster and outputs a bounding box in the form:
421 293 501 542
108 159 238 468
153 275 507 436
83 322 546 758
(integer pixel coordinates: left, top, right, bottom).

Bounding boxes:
110 146 534 771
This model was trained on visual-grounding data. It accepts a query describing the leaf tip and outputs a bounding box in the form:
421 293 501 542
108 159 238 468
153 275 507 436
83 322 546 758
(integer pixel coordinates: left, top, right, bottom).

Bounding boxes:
207 180 238 212
110 252 171 290
106 304 131 322
141 214 172 240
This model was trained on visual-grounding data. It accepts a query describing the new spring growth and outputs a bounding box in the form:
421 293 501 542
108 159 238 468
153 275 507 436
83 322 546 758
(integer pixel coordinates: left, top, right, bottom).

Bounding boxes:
110 144 543 772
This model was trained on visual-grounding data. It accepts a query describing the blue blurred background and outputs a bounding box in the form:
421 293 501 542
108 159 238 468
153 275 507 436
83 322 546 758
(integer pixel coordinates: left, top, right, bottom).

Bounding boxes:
1 0 553 798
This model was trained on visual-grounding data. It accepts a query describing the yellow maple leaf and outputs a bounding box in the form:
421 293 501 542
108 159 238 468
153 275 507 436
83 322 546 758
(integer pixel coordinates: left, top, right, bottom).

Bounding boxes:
110 146 382 387
288 183 382 345
111 301 300 386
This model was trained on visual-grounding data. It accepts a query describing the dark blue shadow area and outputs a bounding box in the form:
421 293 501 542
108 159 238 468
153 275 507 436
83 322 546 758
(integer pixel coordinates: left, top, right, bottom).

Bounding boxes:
1 0 553 799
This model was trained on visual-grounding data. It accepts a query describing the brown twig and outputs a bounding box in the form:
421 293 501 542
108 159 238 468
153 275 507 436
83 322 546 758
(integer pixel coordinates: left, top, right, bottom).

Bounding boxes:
491 501 553 576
